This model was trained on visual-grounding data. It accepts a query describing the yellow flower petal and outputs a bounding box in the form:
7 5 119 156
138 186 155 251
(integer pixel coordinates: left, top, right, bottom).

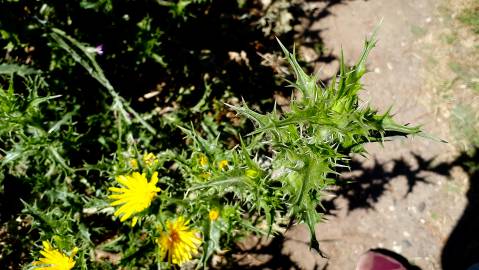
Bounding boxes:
131 216 139 227
108 187 123 193
209 209 219 221
199 154 208 167
109 172 161 225
143 152 158 166
130 159 139 169
150 171 159 186
156 216 202 266
218 160 229 170
33 241 76 270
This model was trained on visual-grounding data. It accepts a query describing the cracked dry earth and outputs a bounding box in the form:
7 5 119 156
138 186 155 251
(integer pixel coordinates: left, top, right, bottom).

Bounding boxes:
270 0 479 269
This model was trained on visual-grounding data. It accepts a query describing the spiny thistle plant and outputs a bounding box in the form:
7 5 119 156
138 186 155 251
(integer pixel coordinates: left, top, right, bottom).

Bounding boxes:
1 28 421 269
99 31 419 268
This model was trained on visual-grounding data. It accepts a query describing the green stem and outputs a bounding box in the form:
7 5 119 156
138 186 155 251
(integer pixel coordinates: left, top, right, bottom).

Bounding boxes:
294 158 310 206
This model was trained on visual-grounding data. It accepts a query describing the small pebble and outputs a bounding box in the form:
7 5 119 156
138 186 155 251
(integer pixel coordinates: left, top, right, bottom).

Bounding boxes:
392 242 403 253
402 239 413 248
418 202 426 212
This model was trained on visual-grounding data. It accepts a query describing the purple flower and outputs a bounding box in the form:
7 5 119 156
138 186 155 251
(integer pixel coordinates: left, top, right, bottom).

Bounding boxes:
95 44 104 55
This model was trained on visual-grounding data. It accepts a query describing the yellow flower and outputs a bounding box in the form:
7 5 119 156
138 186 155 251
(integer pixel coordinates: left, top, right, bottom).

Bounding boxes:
218 160 229 170
209 209 219 221
157 217 202 266
33 241 77 270
199 154 208 167
129 152 158 170
199 171 211 180
109 172 161 226
142 152 158 166
130 159 139 169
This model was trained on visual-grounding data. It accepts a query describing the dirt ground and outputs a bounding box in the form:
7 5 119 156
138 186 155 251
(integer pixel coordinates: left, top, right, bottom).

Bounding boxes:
272 0 478 269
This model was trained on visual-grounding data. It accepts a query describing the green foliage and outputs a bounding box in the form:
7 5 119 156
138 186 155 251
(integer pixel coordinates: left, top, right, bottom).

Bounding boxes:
451 104 479 156
0 28 421 268
50 27 156 135
0 73 75 182
0 0 291 116
458 0 479 34
0 0 422 268
0 73 89 268
226 34 420 250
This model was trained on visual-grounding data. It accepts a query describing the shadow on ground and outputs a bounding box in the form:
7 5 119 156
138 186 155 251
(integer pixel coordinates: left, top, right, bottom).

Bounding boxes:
324 149 479 269
224 148 479 269
320 153 438 214
321 148 479 268
441 150 479 270
221 235 318 270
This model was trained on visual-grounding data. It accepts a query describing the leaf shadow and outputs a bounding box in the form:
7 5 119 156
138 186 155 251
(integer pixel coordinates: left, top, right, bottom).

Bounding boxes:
321 152 443 214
